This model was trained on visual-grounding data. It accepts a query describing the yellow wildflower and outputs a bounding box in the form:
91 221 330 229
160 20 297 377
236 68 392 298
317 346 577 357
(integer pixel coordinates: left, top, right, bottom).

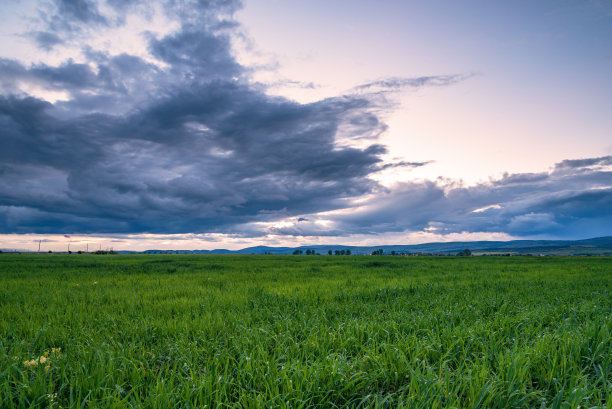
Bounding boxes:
22 352 54 369
23 358 39 368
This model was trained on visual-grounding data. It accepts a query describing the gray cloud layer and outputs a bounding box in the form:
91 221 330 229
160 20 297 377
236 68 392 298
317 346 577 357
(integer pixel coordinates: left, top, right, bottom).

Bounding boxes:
268 157 612 239
0 82 392 233
0 0 424 234
0 0 609 239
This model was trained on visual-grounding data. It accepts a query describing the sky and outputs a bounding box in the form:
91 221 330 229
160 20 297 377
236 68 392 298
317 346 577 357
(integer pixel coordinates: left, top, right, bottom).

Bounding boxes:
0 0 611 252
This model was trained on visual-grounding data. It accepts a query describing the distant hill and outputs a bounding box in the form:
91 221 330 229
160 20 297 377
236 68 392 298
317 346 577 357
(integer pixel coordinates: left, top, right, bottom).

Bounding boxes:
141 236 612 256
4 236 611 255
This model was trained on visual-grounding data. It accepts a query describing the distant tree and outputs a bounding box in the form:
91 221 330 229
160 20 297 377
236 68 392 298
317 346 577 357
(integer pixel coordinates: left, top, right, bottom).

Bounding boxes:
334 250 340 255
305 249 311 255
77 250 83 254
48 250 52 253
328 250 332 255
391 250 396 256
94 249 118 255
456 249 472 256
372 249 384 256
339 250 345 255
346 249 351 255
293 249 303 255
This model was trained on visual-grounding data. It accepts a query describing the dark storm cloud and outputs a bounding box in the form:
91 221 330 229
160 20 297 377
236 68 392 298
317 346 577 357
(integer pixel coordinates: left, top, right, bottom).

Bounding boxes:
295 158 611 239
31 31 64 50
554 155 612 170
0 64 391 233
148 28 242 83
105 0 143 11
54 0 107 24
353 74 471 92
0 57 112 93
376 160 433 171
163 0 242 22
38 0 109 34
0 52 166 115
0 95 383 233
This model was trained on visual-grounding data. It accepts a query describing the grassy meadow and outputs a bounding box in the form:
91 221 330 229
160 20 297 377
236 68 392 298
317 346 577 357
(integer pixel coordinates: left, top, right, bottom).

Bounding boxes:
0 254 610 408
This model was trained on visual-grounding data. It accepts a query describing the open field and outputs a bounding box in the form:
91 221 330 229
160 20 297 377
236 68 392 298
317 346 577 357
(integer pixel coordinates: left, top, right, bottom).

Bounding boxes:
0 254 610 408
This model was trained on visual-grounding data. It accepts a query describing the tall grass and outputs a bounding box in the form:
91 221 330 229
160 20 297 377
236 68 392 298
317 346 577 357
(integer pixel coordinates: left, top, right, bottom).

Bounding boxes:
0 254 610 408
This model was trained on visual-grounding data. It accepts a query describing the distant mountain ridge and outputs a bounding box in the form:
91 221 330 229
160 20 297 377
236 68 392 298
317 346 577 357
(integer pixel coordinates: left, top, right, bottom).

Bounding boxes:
3 236 610 255
141 236 612 256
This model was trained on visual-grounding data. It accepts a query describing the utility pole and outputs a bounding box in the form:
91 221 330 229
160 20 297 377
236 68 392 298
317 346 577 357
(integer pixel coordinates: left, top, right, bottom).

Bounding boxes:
38 240 41 253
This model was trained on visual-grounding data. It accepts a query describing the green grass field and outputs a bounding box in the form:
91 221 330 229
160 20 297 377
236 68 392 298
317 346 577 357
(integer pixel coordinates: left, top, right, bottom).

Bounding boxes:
0 254 610 408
